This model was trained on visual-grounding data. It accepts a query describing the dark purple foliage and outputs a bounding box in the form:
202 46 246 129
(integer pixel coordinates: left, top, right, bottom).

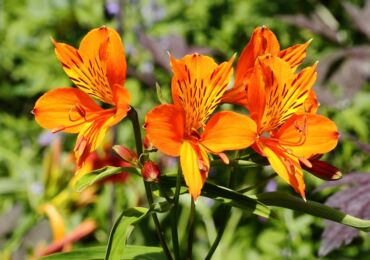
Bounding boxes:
317 172 370 256
280 2 370 107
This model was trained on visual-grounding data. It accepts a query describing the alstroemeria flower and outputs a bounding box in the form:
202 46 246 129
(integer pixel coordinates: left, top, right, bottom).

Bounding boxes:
145 54 257 200
248 55 339 199
222 26 311 107
33 27 130 167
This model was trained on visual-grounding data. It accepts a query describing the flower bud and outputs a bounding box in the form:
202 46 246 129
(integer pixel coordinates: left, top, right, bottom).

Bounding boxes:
141 161 160 183
301 158 342 181
113 145 138 164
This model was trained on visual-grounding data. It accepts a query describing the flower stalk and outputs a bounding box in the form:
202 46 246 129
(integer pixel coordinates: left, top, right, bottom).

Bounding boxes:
127 107 173 260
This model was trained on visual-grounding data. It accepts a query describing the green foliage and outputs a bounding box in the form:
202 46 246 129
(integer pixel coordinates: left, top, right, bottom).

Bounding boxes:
41 245 164 260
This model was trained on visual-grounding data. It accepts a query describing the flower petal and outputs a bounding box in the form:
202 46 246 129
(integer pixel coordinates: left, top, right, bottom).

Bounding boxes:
79 26 127 87
170 53 234 131
235 26 280 87
274 114 339 159
257 139 306 198
33 88 104 133
144 104 185 156
222 27 279 107
53 27 126 105
201 111 257 153
278 40 311 71
180 141 208 200
74 109 126 167
298 89 319 114
249 56 317 132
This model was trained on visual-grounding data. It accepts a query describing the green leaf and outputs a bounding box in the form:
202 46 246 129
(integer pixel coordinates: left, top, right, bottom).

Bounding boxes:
255 191 370 231
74 166 140 192
202 181 272 219
155 82 169 104
40 245 164 260
105 207 149 260
160 176 272 218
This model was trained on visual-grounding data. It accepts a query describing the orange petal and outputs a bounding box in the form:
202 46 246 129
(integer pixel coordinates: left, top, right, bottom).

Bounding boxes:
234 26 280 87
112 84 131 114
250 56 317 132
72 85 130 167
53 27 126 105
246 63 267 129
278 39 312 71
274 114 339 159
33 88 103 133
170 53 234 131
200 111 257 153
297 89 319 114
221 85 249 107
257 139 306 199
74 108 126 167
79 26 126 87
180 141 209 200
222 27 279 107
144 104 185 157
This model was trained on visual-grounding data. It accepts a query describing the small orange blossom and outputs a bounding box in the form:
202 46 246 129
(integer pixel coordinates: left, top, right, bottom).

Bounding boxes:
145 53 257 200
33 27 130 168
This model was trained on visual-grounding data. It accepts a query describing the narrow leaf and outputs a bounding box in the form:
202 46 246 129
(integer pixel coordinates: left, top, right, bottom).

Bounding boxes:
255 191 370 231
160 176 272 218
202 182 272 218
105 207 149 260
41 245 164 260
75 166 140 192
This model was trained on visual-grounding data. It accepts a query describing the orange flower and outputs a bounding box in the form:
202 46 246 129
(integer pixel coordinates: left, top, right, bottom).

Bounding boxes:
222 26 311 107
33 27 130 167
248 55 339 199
145 54 257 200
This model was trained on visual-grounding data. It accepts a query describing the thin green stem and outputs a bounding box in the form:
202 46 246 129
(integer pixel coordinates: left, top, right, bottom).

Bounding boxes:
171 165 182 260
205 158 237 259
187 198 196 260
127 107 173 260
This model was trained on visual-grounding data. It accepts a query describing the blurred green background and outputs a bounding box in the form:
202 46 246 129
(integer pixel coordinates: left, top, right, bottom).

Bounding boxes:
1 0 370 259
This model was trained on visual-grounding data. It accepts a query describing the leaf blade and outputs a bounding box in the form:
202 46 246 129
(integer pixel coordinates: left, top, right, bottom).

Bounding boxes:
255 191 370 231
40 245 164 260
74 166 140 192
105 207 149 260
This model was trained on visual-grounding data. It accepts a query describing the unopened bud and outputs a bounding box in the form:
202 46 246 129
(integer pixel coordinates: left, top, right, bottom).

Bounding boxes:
142 161 160 183
113 145 138 164
301 158 342 181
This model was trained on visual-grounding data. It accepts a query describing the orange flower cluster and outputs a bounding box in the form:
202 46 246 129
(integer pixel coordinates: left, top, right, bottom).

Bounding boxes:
33 26 339 201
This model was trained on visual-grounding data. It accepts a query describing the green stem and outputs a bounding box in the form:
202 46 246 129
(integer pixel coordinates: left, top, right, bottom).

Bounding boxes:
187 198 196 260
205 158 237 259
171 165 182 260
127 107 173 260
